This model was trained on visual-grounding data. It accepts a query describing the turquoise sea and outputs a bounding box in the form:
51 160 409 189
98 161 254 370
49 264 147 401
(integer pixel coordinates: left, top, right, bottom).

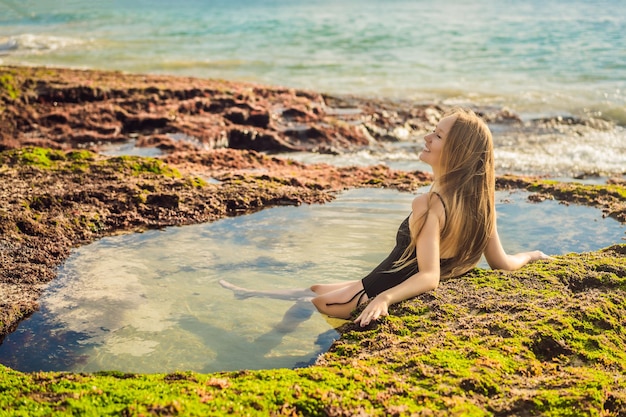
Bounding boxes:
1 0 625 176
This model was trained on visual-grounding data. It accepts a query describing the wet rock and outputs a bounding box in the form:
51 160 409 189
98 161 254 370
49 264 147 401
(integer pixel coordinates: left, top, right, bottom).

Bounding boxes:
0 65 461 155
224 108 248 125
145 193 180 209
228 128 302 152
529 332 575 361
247 110 270 128
281 106 317 122
39 112 69 126
6 65 560 159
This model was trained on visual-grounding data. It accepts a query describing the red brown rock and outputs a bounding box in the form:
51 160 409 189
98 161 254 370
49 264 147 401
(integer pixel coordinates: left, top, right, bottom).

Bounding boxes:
0 65 442 155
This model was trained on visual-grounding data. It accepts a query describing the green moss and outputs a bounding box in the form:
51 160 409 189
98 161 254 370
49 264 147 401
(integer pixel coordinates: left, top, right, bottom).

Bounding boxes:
64 150 96 173
556 182 625 202
109 155 181 178
132 190 148 205
66 149 96 162
186 176 208 188
0 72 20 101
0 148 185 181
0 147 99 171
496 176 626 223
1 147 66 168
74 213 105 233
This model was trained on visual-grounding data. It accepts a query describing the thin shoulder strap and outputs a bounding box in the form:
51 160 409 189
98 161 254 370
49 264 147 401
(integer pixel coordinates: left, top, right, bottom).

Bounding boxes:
430 191 447 228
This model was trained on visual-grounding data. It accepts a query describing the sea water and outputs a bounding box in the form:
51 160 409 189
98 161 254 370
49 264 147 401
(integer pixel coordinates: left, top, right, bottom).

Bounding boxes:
1 0 625 176
0 188 623 373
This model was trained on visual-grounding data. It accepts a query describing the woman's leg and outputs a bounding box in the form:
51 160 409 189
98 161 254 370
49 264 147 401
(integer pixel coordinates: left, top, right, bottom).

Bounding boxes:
219 279 316 301
219 279 363 300
310 280 362 295
220 279 369 320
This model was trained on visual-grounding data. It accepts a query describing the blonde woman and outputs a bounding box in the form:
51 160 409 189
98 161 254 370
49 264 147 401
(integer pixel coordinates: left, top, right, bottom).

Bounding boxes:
221 108 550 327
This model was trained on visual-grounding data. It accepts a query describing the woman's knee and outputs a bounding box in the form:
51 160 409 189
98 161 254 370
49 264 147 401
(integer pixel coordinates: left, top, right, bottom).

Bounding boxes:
310 294 356 320
311 296 326 313
310 296 335 316
310 284 324 293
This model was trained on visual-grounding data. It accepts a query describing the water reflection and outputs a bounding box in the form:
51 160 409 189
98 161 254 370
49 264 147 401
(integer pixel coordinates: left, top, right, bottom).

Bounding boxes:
0 188 623 373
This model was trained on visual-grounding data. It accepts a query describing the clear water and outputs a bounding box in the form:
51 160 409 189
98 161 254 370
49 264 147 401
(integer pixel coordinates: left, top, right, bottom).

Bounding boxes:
0 187 623 373
1 0 625 177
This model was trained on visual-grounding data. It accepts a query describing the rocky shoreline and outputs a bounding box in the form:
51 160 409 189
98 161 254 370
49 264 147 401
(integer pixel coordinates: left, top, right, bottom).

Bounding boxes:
0 65 445 154
1 65 625 415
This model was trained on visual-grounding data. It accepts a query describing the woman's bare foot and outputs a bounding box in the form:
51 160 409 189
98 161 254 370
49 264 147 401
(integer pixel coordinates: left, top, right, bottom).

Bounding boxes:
219 279 255 299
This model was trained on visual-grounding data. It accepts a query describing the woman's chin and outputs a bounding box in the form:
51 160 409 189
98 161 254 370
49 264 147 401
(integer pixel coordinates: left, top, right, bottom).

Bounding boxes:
418 154 436 171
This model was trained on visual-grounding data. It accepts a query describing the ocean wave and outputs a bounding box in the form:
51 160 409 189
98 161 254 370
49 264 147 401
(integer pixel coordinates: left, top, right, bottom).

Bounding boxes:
0 39 17 53
0 34 86 56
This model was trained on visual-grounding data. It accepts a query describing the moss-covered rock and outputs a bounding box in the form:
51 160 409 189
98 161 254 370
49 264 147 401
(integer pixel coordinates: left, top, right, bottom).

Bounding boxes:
497 175 626 223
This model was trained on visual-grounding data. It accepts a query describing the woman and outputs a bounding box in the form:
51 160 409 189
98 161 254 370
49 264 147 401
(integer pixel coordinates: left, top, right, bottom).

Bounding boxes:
221 108 550 327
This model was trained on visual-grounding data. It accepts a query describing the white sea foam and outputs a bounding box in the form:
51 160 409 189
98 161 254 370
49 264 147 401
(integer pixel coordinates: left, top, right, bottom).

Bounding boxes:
0 34 86 55
0 39 17 53
494 125 626 177
278 124 626 178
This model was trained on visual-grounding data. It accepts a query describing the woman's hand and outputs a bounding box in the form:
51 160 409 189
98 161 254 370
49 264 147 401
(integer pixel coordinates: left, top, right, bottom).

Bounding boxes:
354 295 390 327
530 250 554 262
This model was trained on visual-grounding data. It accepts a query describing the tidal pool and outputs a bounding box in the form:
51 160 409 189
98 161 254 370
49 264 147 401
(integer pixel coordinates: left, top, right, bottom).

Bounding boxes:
0 188 623 373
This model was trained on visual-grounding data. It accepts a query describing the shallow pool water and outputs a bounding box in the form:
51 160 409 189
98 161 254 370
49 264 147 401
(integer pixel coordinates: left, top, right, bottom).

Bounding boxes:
0 187 623 373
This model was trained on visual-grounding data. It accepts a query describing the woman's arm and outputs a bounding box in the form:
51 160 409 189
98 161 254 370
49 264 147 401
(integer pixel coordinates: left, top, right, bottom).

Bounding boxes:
354 196 443 327
484 219 551 271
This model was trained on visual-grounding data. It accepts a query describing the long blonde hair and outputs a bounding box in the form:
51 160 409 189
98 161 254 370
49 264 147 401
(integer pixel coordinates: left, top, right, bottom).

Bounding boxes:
396 108 495 279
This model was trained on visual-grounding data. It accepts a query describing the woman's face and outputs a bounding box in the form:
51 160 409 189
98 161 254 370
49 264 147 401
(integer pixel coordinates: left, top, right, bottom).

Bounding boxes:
419 115 457 170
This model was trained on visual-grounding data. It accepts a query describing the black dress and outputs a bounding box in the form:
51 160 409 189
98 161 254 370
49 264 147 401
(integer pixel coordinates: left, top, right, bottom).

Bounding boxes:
361 215 417 298
362 191 450 298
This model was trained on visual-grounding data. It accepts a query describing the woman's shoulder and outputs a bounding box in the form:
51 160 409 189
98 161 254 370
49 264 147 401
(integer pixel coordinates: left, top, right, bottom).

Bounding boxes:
411 192 447 219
